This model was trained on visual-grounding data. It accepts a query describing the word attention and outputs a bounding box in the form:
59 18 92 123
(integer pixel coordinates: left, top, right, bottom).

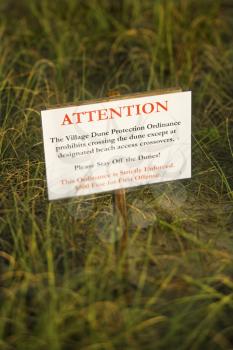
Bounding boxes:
61 100 168 125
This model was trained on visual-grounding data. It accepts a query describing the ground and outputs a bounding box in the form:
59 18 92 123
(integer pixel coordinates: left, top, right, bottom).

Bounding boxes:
0 1 233 349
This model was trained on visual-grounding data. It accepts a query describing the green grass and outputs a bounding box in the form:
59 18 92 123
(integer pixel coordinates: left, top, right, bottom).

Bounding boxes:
0 0 233 349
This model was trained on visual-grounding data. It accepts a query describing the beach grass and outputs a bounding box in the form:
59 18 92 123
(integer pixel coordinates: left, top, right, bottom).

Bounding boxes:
0 0 233 349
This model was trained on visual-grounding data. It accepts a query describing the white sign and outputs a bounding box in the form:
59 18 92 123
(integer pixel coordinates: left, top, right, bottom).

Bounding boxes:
41 91 191 200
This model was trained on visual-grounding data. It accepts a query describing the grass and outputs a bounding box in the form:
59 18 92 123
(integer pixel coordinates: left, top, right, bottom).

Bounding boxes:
0 0 233 349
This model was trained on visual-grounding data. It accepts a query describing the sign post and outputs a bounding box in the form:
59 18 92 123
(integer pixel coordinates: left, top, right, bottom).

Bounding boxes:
113 186 128 260
107 91 128 261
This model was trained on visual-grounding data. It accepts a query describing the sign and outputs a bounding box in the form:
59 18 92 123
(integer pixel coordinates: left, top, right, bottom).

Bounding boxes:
41 90 191 200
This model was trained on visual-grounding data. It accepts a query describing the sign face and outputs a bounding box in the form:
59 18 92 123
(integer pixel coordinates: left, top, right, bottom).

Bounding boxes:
41 90 191 200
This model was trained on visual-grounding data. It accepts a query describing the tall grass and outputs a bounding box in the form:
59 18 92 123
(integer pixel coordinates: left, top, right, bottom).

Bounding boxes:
0 0 233 349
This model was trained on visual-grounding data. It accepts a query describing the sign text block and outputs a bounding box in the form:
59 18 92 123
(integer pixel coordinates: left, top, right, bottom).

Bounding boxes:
41 91 191 200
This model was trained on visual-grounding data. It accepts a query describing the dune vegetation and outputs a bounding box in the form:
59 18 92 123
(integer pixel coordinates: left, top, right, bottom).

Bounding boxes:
0 1 233 349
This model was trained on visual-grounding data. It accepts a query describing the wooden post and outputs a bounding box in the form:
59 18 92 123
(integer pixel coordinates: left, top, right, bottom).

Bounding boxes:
113 188 128 257
107 91 128 262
